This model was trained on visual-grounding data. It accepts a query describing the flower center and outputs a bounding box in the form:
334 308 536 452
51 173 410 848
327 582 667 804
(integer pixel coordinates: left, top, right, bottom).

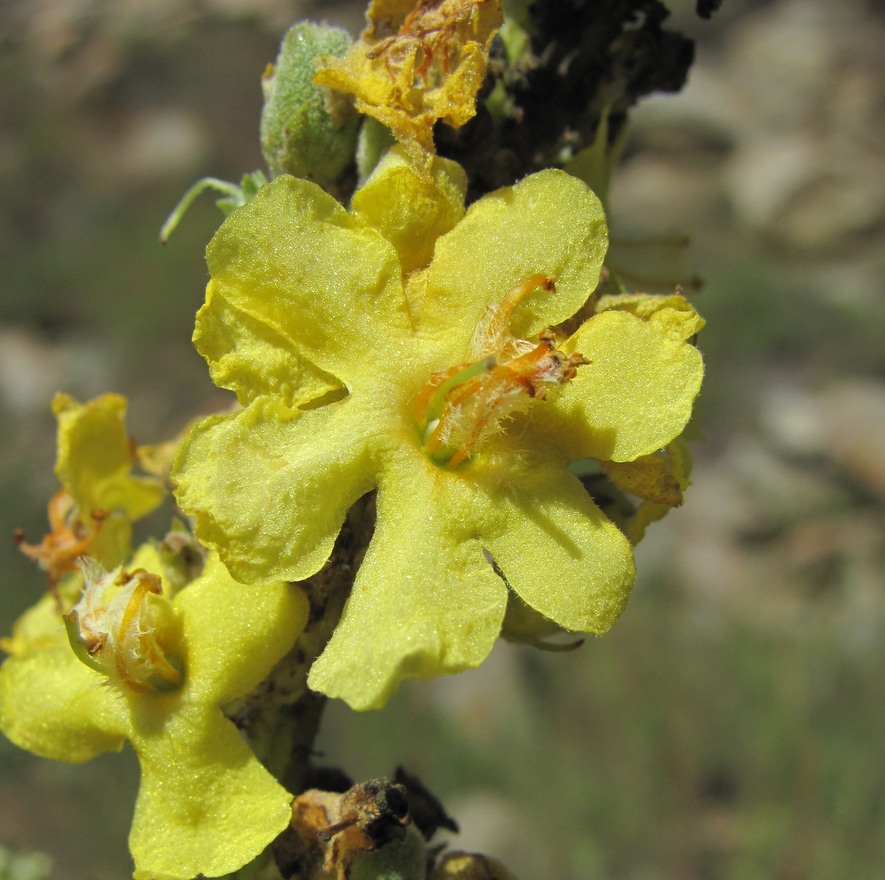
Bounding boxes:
64 559 184 694
414 274 587 469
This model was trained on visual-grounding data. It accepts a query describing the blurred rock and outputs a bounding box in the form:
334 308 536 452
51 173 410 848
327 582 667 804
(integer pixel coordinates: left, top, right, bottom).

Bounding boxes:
422 644 524 748
664 370 885 643
441 792 522 872
762 376 885 499
821 379 885 500
759 380 829 459
616 0 885 251
110 109 210 184
0 328 111 417
721 0 885 248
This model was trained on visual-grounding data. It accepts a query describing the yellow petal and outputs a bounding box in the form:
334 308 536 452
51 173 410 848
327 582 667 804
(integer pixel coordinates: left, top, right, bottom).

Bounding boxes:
546 310 703 463
194 283 342 409
206 176 412 385
595 291 706 344
621 438 694 545
478 463 634 633
0 647 127 762
136 421 201 485
176 553 309 706
88 514 135 570
602 451 684 507
129 701 292 880
124 548 304 879
0 592 68 655
351 146 467 275
53 393 164 522
173 397 376 585
308 449 507 710
53 392 129 503
420 170 608 354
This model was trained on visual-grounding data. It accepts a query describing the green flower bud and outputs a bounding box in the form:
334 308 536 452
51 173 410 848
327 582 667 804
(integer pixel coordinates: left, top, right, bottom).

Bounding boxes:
260 22 360 186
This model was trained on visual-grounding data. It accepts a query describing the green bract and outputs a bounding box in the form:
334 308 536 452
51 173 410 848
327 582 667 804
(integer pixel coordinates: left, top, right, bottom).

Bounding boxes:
0 547 309 880
173 147 704 710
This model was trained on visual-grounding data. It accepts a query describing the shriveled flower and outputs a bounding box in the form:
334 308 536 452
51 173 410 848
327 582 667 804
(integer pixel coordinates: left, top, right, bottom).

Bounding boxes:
173 148 704 710
315 0 502 168
0 544 309 880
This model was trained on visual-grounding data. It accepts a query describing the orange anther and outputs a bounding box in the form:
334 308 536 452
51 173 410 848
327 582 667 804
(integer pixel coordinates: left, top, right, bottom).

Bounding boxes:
14 490 107 590
415 274 584 469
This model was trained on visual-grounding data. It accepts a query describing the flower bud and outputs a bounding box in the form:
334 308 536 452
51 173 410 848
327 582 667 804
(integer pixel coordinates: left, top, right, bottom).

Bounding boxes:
64 559 184 693
261 22 360 187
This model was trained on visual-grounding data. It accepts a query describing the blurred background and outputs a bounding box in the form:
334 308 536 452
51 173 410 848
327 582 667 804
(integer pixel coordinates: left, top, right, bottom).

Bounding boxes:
1 0 884 877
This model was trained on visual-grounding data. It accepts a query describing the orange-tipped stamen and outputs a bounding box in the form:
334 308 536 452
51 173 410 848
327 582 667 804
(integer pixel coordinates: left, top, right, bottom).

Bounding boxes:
112 572 181 692
422 356 497 429
415 274 586 469
15 490 107 591
473 274 556 359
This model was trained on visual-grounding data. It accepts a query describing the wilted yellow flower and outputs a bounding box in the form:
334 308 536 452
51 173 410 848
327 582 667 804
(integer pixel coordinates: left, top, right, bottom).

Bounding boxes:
315 0 502 168
173 148 703 710
0 545 308 880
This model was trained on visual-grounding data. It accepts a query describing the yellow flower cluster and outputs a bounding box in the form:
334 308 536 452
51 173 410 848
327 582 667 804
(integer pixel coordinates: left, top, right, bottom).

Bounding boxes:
315 0 503 168
0 4 705 875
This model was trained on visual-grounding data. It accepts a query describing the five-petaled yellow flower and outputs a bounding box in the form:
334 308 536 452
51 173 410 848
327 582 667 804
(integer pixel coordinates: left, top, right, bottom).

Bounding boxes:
0 545 308 880
173 146 704 711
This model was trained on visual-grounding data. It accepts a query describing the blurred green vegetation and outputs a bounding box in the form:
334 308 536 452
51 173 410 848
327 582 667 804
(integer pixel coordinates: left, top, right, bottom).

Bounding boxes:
325 569 885 879
1 2 883 879
0 842 52 880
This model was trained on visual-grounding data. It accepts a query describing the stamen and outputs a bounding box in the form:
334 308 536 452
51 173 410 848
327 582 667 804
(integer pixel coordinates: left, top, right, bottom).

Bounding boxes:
414 274 587 469
415 356 497 438
473 274 556 359
14 490 107 592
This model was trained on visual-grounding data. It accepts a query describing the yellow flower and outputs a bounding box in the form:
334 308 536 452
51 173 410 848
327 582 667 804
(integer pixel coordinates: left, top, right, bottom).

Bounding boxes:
15 394 166 580
172 148 704 710
0 545 309 880
315 0 502 169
